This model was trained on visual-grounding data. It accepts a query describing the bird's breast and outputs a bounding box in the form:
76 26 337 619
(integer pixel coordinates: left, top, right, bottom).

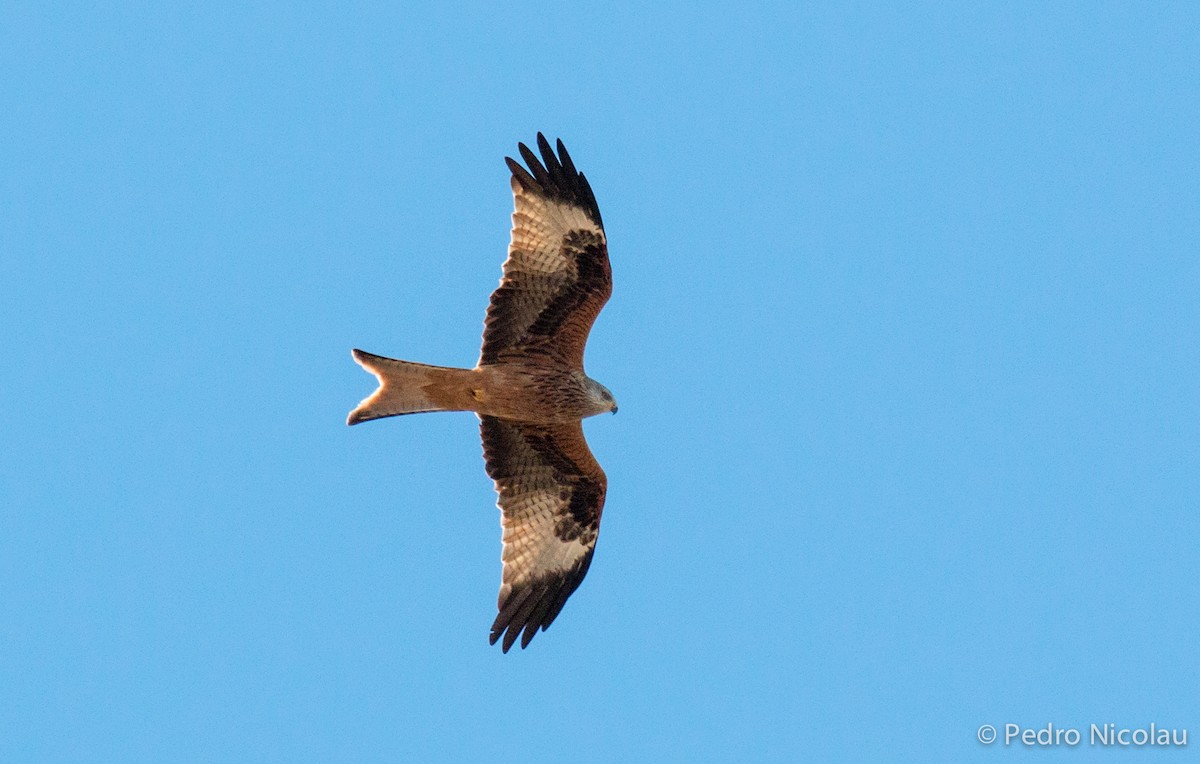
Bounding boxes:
473 363 592 423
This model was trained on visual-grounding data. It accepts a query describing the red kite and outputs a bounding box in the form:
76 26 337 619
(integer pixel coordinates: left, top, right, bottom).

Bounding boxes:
349 135 615 652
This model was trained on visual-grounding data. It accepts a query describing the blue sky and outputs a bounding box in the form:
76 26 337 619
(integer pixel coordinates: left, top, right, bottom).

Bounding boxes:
3 2 1198 760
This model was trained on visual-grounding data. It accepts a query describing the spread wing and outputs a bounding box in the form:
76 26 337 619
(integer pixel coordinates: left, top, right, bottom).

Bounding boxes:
480 415 606 652
480 134 611 369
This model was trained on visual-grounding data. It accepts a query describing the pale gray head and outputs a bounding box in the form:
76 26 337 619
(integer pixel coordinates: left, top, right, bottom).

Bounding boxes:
584 377 618 416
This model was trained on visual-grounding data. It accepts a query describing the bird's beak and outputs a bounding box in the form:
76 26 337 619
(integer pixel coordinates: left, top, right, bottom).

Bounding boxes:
611 404 618 415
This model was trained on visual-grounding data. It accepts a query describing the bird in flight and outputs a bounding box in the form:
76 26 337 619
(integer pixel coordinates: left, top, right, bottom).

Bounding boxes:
348 134 616 652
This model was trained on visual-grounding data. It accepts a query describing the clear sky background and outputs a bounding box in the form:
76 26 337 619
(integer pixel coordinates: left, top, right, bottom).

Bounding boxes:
3 2 1198 761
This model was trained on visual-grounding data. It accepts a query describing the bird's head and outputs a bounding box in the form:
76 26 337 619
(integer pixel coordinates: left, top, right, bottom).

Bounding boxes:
585 378 618 416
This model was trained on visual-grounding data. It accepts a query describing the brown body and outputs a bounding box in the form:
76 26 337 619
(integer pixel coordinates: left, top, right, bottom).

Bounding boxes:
348 349 610 425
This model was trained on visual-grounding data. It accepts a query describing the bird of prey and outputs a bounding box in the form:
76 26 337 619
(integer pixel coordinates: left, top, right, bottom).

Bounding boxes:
347 134 616 652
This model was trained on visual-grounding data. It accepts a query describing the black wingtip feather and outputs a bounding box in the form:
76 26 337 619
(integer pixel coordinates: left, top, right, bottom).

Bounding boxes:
556 138 578 178
505 584 548 649
517 142 550 188
504 134 604 228
520 593 555 649
505 156 537 192
520 621 540 650
536 134 570 196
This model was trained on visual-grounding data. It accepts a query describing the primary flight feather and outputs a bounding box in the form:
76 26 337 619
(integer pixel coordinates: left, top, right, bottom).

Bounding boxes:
348 134 615 652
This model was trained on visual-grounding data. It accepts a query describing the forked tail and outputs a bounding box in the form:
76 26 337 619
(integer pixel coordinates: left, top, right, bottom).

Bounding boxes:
347 349 476 424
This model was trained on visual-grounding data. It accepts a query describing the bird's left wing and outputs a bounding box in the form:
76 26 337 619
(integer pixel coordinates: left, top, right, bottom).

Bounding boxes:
480 134 611 369
479 415 607 652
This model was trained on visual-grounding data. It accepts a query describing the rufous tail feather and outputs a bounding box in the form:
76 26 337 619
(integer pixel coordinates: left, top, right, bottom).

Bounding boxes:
347 349 476 424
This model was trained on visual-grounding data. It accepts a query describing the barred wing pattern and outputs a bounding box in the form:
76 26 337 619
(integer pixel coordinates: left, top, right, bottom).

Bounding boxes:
480 134 611 368
480 416 606 652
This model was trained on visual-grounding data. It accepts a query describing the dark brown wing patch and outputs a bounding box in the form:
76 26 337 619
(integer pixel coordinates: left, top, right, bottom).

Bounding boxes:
523 230 608 340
